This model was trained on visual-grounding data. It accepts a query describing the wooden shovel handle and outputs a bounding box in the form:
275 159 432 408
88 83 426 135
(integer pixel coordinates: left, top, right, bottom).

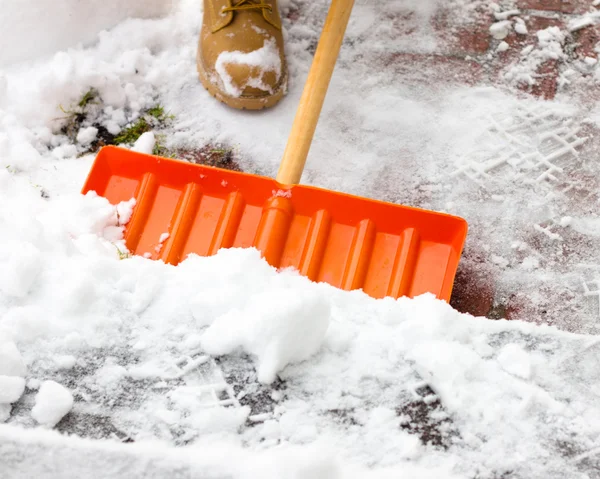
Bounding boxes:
276 0 355 185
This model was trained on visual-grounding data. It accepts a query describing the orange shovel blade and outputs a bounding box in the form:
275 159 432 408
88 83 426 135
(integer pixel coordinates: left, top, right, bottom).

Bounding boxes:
82 146 467 301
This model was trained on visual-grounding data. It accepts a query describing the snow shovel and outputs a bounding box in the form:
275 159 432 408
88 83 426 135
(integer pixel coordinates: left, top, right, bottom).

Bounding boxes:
81 0 468 301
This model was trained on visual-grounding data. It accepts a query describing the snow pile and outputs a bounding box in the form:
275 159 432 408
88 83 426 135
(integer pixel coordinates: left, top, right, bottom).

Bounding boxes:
0 341 28 421
0 423 462 479
31 381 74 427
131 131 157 154
0 341 28 377
0 377 26 404
201 287 331 384
0 163 598 476
567 10 600 33
504 27 566 87
489 7 528 41
0 0 174 67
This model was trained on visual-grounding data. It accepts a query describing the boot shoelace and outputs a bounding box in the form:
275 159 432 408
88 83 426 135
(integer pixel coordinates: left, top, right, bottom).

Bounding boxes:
222 0 273 14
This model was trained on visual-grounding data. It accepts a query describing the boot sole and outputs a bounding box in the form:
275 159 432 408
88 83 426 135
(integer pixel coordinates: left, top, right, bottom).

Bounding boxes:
196 47 287 111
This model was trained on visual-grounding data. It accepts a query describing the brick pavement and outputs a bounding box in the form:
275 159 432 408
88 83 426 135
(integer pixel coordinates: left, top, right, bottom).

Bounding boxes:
410 1 599 318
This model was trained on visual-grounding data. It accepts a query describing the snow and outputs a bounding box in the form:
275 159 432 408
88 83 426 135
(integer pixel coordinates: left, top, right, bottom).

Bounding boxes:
504 26 566 86
568 12 600 33
0 376 26 404
0 405 10 422
200 286 331 384
131 131 156 154
76 126 98 146
0 341 27 377
497 41 509 53
494 9 520 21
31 380 74 427
0 0 174 67
514 19 528 35
215 37 283 97
496 343 532 379
0 0 600 477
489 20 512 40
54 355 77 370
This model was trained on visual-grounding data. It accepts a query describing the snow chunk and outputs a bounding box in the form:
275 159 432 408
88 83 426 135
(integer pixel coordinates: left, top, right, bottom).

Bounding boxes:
52 144 78 160
116 198 136 226
27 378 41 390
537 27 565 52
514 19 528 35
215 37 282 98
490 20 512 40
497 343 532 379
76 126 98 145
54 355 77 370
201 288 331 384
159 232 170 243
131 131 155 154
31 380 74 427
7 142 42 172
568 14 599 33
0 376 26 404
0 242 41 298
494 10 520 21
497 41 509 53
0 341 27 377
0 403 10 422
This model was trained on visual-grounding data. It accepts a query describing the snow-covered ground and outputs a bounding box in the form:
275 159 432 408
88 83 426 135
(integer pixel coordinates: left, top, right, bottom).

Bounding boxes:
2 0 600 477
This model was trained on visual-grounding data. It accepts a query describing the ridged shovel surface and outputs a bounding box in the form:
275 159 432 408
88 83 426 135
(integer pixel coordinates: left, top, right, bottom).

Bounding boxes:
82 146 468 301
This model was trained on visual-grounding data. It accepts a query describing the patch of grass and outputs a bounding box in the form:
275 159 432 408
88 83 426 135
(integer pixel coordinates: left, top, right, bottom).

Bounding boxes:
58 88 99 141
146 105 174 122
113 104 175 147
115 246 131 260
78 89 98 109
114 117 152 145
59 87 98 116
55 90 176 155
152 133 178 158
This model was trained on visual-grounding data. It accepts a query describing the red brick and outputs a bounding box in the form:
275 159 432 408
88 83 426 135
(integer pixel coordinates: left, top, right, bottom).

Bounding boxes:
431 7 493 56
380 53 484 86
456 27 492 54
520 59 559 99
504 15 563 49
517 0 588 13
490 15 564 100
450 261 496 318
572 25 600 59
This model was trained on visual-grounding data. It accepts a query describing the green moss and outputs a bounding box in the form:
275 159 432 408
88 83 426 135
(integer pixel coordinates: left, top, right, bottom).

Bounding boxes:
57 88 100 144
114 117 152 145
59 88 98 116
148 105 175 122
78 88 98 109
113 104 175 147
115 245 131 260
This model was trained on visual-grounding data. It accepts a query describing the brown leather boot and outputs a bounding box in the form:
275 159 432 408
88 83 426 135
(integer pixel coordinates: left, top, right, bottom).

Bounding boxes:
197 0 288 110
